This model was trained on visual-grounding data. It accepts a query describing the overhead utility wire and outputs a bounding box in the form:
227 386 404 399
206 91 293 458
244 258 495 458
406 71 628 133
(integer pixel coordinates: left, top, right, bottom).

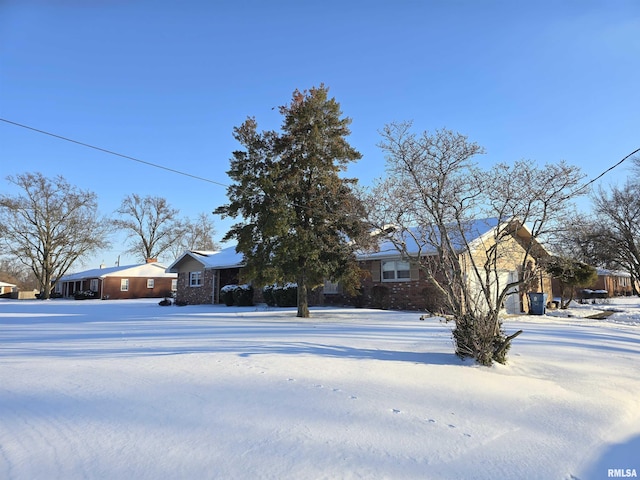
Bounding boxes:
1 117 638 200
0 118 229 189
569 147 640 197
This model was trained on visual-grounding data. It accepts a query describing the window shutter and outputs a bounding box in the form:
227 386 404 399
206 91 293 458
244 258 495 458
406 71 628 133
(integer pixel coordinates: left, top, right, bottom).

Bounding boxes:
410 263 419 281
371 261 381 283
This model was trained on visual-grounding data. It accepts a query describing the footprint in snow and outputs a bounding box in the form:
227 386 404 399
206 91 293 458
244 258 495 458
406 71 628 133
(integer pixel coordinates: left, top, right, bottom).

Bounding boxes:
392 409 401 414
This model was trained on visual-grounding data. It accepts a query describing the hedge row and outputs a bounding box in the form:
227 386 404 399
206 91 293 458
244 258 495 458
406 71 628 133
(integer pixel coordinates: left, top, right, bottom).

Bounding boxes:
262 283 298 307
220 284 254 306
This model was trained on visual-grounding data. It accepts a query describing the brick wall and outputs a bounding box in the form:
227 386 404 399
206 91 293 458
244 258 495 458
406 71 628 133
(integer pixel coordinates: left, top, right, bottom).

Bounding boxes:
324 260 447 312
175 270 216 305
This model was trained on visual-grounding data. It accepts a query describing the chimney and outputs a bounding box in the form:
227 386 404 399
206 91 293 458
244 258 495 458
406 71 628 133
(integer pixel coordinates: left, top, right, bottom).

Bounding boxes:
146 258 158 264
99 263 106 269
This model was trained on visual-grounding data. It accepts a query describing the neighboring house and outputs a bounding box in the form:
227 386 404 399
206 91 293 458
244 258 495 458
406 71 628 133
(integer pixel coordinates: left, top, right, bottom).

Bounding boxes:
550 268 637 300
0 281 17 296
167 246 245 305
326 218 552 314
593 268 635 296
56 260 177 300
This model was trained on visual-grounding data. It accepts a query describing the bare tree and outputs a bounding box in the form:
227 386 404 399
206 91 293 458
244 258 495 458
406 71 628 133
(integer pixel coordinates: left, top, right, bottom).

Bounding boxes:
0 172 111 298
0 258 39 291
367 122 583 365
587 183 640 294
168 212 220 259
113 194 187 263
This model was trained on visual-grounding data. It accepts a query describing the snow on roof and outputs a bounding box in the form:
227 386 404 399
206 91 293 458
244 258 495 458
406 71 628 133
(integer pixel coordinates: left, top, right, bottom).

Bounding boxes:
596 268 631 277
0 281 17 288
59 262 176 282
358 217 502 260
167 245 245 272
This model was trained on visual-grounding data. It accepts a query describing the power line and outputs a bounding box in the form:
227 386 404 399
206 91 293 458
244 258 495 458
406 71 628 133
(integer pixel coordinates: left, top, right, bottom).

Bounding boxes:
1 117 638 201
0 118 230 189
570 147 640 197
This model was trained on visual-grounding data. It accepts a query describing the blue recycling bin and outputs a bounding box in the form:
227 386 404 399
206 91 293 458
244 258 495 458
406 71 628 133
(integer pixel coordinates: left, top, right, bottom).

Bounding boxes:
528 293 548 315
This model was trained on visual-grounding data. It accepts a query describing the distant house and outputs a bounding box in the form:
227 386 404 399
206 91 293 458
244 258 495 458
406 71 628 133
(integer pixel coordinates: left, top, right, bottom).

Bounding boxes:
56 261 177 300
593 268 635 296
326 218 552 314
0 281 17 296
166 247 245 305
550 268 637 301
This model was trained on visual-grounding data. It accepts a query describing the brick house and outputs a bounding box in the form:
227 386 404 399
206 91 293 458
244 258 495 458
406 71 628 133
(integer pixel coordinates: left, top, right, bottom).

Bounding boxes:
552 268 637 299
0 281 17 297
325 218 552 314
593 268 636 296
56 261 177 300
167 246 245 305
169 218 551 313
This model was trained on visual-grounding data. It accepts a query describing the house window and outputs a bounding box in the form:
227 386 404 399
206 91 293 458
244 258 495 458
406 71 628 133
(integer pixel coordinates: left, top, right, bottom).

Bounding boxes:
190 271 202 287
171 279 177 291
120 279 129 291
323 279 339 295
90 279 98 292
381 260 411 282
147 279 154 289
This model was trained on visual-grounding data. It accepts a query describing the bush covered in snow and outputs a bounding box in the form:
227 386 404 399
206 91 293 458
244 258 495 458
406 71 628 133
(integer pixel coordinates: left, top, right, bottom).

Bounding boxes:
74 290 96 300
262 285 277 307
220 285 238 306
262 284 298 307
272 283 298 307
221 284 254 306
233 284 254 306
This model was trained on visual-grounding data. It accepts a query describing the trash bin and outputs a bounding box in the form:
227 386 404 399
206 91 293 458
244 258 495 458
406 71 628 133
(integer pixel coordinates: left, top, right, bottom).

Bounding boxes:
528 293 548 315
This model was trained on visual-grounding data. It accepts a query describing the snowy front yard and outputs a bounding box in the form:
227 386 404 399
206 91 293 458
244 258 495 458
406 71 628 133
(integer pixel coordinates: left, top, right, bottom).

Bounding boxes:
1 298 639 479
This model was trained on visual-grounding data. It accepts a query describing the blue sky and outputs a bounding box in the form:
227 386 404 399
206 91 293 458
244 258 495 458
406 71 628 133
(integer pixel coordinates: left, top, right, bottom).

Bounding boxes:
1 0 638 269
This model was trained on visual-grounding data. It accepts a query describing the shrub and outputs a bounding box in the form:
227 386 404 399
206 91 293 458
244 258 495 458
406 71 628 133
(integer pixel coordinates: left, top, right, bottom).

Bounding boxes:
74 290 96 300
371 285 389 309
262 285 277 306
273 283 298 307
233 284 254 306
220 284 238 306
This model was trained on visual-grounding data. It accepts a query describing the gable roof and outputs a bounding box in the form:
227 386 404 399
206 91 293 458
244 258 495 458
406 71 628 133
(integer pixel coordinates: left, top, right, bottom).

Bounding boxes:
166 245 245 272
358 217 503 260
59 262 176 282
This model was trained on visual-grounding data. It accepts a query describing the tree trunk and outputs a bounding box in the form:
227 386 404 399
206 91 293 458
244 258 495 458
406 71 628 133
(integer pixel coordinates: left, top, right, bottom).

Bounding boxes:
494 329 523 361
297 272 310 318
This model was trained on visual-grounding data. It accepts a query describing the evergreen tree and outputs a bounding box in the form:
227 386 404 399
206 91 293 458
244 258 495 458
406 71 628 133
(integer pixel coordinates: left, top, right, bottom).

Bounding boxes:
541 255 598 308
215 85 368 317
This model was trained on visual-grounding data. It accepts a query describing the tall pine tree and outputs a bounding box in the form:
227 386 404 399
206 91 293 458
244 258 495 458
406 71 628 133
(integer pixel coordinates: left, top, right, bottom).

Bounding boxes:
215 85 368 317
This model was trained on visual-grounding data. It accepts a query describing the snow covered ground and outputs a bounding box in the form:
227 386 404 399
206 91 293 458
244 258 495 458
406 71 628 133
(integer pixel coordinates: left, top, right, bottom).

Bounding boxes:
1 297 639 480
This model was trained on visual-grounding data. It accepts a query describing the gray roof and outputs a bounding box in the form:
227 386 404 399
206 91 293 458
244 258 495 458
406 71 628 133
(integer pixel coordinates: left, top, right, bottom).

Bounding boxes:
357 217 503 260
167 245 245 272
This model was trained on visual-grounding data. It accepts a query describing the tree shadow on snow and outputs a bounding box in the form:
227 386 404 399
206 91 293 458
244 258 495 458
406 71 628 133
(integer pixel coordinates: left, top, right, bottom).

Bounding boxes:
237 341 461 366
